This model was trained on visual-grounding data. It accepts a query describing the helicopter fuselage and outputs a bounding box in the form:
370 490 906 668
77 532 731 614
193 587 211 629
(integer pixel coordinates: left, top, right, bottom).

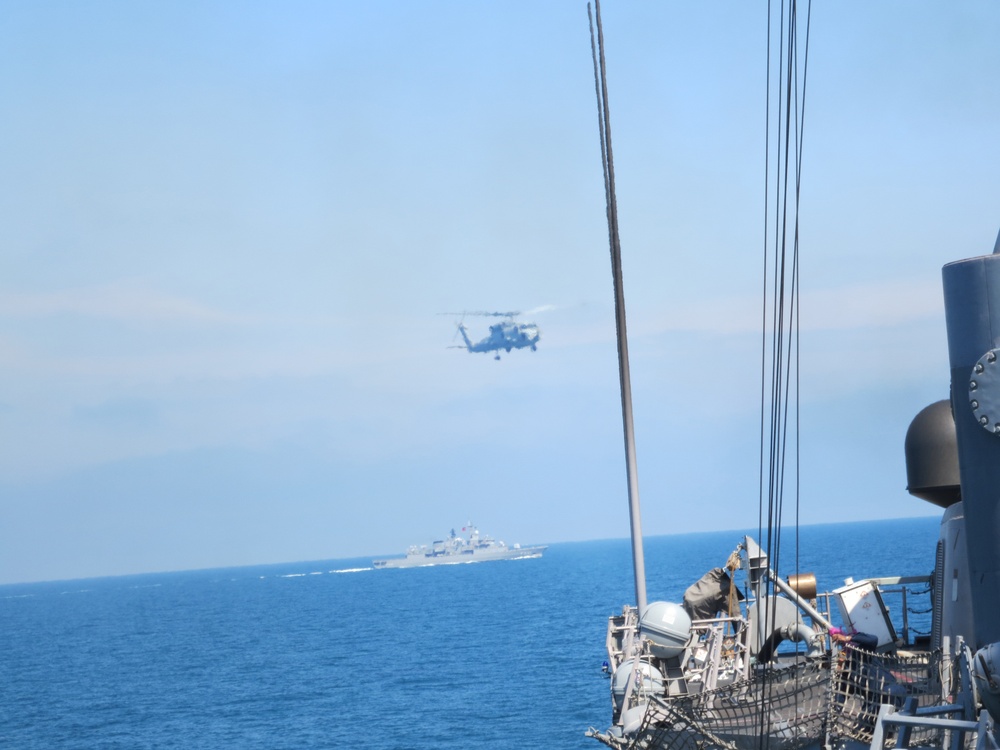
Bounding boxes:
457 320 540 359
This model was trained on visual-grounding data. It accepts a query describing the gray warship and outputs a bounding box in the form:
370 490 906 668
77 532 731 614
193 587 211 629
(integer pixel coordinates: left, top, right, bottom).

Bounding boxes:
584 2 1000 749
372 525 546 569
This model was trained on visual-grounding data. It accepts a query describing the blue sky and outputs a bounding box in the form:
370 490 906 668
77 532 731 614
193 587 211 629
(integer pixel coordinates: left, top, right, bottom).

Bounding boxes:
2 2 998 584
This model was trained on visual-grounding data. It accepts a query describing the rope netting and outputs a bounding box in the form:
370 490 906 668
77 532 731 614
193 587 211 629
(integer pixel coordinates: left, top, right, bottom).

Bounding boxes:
827 648 944 746
609 650 946 750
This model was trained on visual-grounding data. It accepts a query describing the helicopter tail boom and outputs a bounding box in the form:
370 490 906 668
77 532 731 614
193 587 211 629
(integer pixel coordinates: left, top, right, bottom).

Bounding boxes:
456 323 474 351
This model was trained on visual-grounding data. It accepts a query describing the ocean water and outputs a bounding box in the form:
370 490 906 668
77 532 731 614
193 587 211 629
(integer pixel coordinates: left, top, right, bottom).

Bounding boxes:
1 517 939 749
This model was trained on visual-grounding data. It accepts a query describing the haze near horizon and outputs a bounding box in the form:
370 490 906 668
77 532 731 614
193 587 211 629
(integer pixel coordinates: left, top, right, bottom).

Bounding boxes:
2 2 998 584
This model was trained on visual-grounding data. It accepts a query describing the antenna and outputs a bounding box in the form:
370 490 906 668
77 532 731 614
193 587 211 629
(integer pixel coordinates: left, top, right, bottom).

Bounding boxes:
589 0 647 613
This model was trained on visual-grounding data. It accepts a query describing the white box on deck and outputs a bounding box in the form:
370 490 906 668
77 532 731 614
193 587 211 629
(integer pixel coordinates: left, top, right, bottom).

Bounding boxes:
833 579 897 649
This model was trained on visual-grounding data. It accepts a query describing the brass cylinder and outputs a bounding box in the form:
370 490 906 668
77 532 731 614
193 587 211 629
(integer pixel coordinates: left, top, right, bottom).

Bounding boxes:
787 573 817 600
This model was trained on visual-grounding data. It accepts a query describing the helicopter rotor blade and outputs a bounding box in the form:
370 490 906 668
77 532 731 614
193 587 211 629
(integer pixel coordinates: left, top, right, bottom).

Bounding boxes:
438 306 555 319
438 310 520 318
519 304 555 317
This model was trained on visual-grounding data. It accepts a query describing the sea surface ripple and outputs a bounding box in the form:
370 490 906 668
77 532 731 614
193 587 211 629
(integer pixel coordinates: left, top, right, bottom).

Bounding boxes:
0 517 939 749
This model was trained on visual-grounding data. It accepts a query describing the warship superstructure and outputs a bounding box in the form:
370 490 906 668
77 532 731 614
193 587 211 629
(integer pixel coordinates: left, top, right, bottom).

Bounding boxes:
372 525 546 569
588 309 1000 749
584 2 1000 747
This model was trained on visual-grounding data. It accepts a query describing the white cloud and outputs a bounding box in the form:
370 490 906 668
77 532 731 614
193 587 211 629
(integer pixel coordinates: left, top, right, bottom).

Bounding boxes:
800 278 943 331
635 277 943 336
0 283 251 325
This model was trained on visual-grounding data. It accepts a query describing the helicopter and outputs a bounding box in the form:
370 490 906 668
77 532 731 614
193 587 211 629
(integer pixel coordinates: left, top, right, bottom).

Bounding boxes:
444 310 541 360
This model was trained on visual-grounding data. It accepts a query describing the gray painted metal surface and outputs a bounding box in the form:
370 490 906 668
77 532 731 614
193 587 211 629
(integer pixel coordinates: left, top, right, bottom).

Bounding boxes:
943 253 1000 651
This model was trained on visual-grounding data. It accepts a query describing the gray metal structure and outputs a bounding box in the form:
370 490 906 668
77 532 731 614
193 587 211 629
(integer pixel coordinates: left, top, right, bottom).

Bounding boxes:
586 232 1000 750
372 525 546 569
581 4 1000 749
943 247 1000 724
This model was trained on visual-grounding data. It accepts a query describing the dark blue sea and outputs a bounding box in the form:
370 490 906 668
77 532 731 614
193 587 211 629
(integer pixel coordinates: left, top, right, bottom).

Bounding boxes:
1 517 939 749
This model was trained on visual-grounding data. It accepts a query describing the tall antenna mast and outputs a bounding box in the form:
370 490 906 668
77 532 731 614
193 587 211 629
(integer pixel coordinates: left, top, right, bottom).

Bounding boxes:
589 0 647 612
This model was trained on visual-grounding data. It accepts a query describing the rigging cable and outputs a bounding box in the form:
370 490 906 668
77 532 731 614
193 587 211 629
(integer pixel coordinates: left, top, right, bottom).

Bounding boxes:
756 0 812 747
